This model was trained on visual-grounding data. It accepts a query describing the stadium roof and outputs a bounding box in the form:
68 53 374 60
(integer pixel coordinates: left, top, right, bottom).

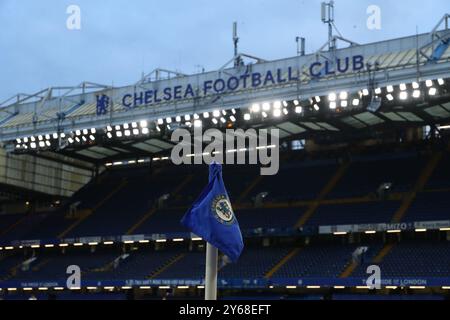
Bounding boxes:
1 14 450 167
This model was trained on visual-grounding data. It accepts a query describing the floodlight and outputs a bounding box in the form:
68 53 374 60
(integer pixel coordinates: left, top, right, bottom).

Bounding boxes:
399 92 408 100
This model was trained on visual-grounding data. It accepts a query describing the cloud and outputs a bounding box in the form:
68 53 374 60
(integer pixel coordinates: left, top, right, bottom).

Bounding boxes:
0 0 448 100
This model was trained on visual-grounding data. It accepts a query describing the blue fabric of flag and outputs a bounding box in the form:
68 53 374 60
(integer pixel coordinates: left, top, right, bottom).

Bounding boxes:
181 163 244 262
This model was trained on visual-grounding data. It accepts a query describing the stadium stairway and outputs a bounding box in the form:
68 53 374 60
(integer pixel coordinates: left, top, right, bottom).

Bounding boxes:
125 208 157 235
0 214 31 238
391 152 442 223
344 243 396 278
82 255 120 278
264 248 301 279
294 162 350 228
169 174 195 199
4 256 51 282
30 258 52 274
57 179 128 239
2 260 26 282
148 253 186 279
236 175 264 204
339 261 358 278
125 174 194 235
372 243 396 264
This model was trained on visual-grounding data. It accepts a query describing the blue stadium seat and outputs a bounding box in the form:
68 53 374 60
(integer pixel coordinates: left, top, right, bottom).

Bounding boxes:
273 243 356 278
306 201 399 226
402 191 450 222
328 153 426 198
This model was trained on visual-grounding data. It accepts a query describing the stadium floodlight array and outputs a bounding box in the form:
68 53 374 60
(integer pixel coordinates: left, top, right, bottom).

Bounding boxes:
246 94 364 121
156 108 239 131
4 91 378 153
282 77 447 116
265 77 449 117
12 108 242 153
8 77 449 154
14 132 67 151
326 90 359 110
67 128 98 146
248 100 292 119
13 121 152 152
105 120 150 140
374 78 447 104
14 128 102 152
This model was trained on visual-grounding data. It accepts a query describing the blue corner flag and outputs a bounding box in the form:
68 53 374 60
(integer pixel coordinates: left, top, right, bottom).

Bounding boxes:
181 163 244 263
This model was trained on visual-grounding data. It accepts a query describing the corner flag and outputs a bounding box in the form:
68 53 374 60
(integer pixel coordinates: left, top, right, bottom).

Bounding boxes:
181 162 244 262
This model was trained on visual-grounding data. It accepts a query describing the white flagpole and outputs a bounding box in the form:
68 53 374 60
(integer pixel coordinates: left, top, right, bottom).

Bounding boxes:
205 243 218 300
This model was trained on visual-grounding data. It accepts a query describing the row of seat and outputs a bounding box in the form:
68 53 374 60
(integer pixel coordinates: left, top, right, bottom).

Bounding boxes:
1 240 449 283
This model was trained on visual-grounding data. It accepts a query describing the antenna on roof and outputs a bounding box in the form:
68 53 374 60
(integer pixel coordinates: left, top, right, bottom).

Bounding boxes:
296 37 306 56
319 1 357 51
220 22 266 70
321 1 335 50
233 22 242 67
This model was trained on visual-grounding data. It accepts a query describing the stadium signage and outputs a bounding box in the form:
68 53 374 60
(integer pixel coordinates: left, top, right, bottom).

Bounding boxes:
376 278 428 286
118 55 365 109
309 55 364 77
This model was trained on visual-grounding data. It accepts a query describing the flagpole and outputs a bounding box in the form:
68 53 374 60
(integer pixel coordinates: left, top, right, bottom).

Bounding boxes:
205 243 218 300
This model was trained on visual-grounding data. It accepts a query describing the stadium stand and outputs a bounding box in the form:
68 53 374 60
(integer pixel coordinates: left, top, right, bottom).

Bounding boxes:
352 240 450 278
83 247 185 281
155 250 205 279
402 191 450 222
1 145 450 300
0 149 436 241
304 201 400 226
250 160 339 202
12 249 118 282
271 243 357 278
425 152 450 189
2 237 448 291
218 246 291 279
327 152 427 198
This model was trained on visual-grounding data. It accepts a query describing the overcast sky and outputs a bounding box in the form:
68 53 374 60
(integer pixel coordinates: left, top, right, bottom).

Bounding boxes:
0 0 448 101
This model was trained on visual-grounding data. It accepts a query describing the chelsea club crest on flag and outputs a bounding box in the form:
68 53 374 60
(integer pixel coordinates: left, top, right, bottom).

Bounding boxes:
211 195 235 225
181 162 244 262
